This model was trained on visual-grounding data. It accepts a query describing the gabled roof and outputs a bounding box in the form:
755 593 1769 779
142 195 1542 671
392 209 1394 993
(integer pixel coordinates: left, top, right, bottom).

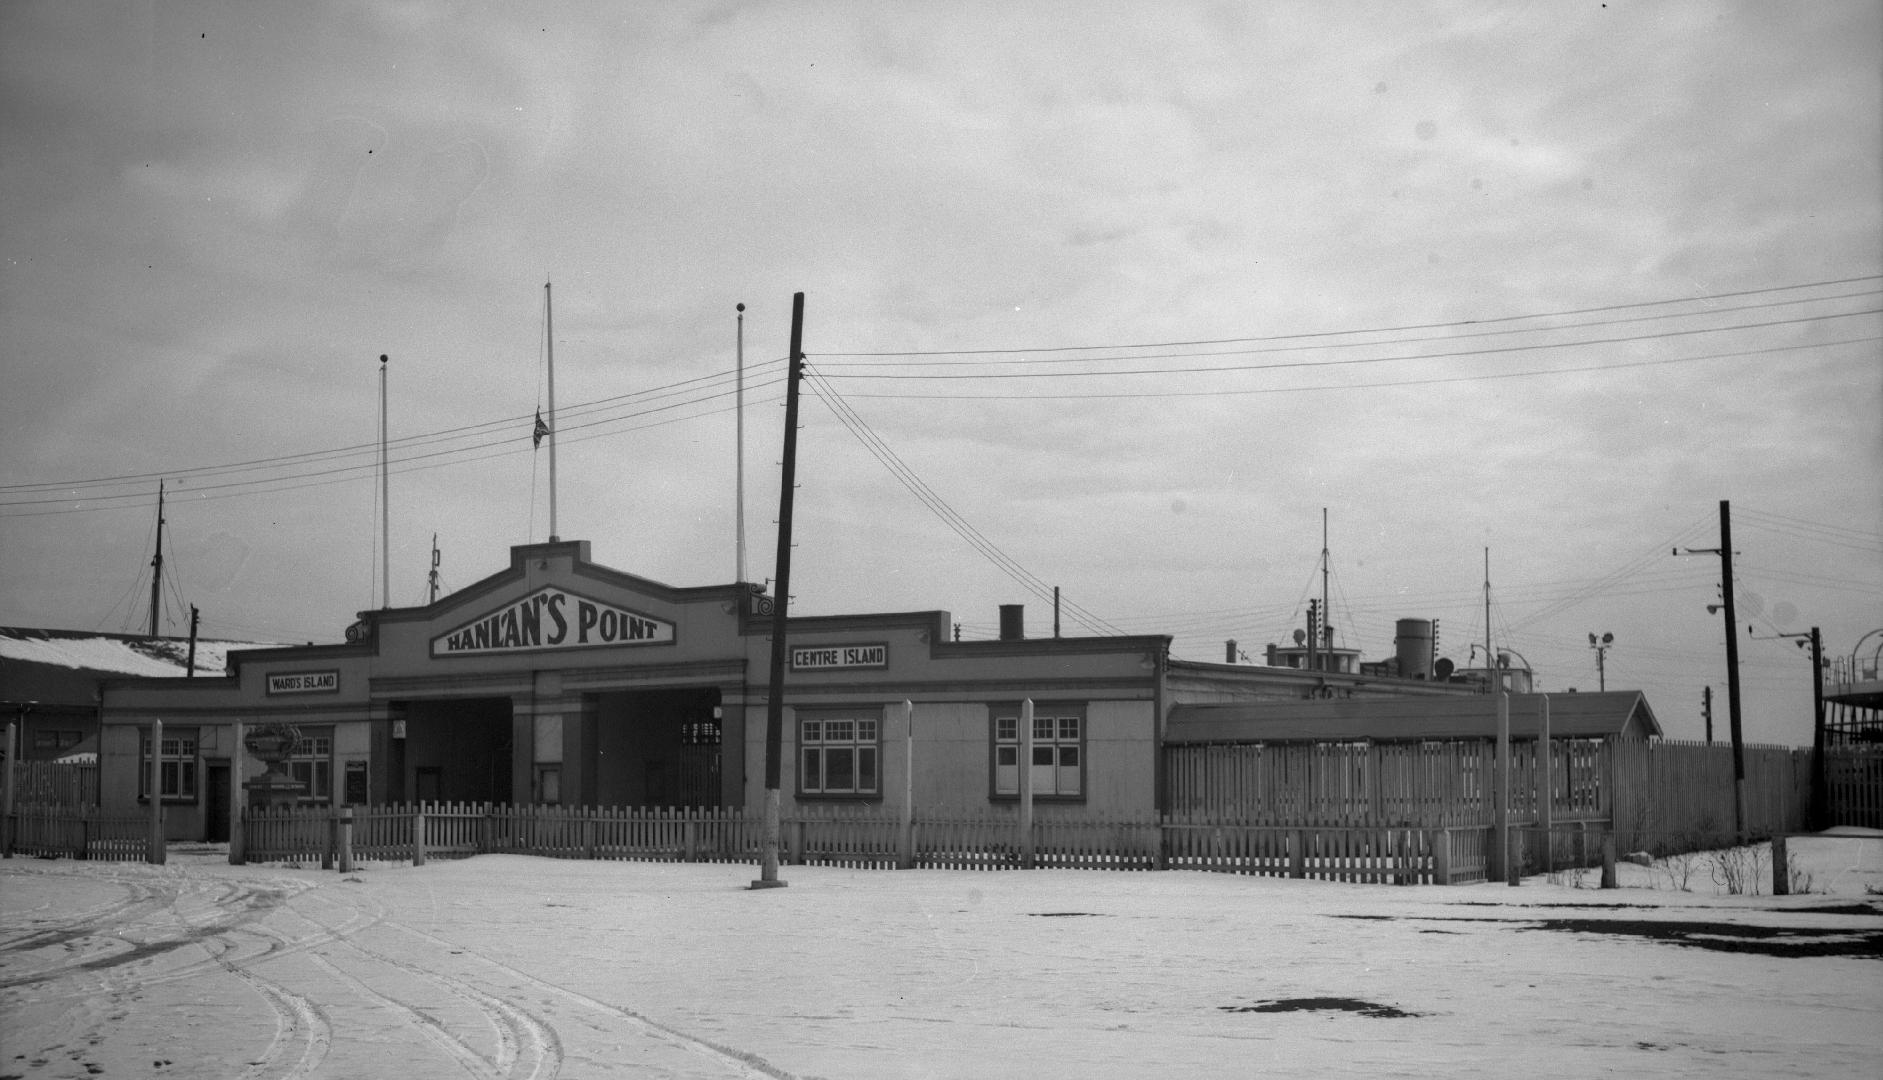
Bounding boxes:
1165 691 1661 743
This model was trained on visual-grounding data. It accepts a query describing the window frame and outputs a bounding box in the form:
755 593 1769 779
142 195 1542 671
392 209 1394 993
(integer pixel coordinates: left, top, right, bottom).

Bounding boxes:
138 727 200 803
988 702 1086 803
795 707 883 802
287 728 335 805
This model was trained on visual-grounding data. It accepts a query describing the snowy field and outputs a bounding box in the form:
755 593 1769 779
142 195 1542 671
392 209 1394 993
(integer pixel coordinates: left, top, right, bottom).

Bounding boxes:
3 834 1879 1080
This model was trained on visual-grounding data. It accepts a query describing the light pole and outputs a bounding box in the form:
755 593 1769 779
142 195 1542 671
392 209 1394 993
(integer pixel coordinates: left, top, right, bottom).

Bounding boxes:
1751 625 1826 828
1588 632 1613 692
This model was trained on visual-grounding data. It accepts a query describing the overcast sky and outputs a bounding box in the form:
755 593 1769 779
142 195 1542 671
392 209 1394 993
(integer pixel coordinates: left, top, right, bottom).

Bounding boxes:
2 1 1878 747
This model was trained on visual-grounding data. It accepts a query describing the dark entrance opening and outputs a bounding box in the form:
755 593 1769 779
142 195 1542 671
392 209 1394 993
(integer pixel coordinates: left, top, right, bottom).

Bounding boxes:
399 697 514 805
590 687 722 808
205 761 230 842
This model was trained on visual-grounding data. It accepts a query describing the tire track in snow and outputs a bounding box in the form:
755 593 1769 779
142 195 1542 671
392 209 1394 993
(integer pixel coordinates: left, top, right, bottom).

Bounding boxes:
377 916 798 1080
223 953 334 1080
296 881 565 1079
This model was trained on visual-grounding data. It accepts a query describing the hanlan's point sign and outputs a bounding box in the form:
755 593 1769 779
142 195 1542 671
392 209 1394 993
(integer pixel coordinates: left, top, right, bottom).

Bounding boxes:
432 587 674 657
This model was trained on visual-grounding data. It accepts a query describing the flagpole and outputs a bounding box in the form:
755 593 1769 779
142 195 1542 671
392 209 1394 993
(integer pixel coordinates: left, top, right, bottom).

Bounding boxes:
545 280 559 543
379 353 389 609
736 302 746 583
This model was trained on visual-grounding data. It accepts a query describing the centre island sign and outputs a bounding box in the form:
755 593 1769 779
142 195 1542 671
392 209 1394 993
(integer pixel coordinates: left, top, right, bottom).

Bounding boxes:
432 587 674 657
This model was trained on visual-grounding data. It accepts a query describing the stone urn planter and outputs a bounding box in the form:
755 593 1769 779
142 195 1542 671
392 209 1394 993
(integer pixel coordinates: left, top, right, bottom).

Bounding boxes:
242 722 306 808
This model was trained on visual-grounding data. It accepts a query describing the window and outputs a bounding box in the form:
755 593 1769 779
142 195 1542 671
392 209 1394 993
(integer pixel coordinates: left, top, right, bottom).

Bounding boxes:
139 729 198 801
992 706 1083 798
289 730 333 803
798 714 879 797
34 729 83 751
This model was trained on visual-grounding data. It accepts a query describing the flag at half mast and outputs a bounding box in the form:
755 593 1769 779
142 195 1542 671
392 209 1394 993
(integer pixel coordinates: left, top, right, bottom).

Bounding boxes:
533 409 549 448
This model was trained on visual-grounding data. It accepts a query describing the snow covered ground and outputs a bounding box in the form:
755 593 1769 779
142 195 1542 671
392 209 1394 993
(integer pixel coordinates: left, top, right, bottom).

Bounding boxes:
3 834 1879 1079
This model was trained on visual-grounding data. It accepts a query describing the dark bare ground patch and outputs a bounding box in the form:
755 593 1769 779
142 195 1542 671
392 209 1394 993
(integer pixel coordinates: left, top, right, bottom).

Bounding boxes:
1220 997 1422 1018
1026 912 1109 917
1516 919 1883 959
1327 912 1883 959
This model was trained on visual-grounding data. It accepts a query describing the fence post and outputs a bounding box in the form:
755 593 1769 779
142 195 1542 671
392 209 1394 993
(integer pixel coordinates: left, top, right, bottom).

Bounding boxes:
1537 698 1553 875
1771 833 1789 895
1289 828 1306 879
2 721 16 858
228 721 245 865
322 809 336 870
148 719 166 865
412 805 427 867
1600 830 1617 889
1431 828 1452 885
1019 699 1035 870
338 807 354 873
787 815 805 865
900 700 916 870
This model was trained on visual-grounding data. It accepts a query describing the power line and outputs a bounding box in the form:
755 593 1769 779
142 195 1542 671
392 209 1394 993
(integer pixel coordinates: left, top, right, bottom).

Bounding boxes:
829 335 1879 400
814 309 1879 382
814 274 1882 358
802 364 1125 637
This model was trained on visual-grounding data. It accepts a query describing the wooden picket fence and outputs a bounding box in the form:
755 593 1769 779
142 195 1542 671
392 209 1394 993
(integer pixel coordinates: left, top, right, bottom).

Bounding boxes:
231 800 1542 885
1166 736 1815 849
5 803 148 861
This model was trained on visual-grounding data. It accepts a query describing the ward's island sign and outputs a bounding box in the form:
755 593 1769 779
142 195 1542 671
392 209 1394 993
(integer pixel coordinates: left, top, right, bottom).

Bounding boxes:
432 587 674 657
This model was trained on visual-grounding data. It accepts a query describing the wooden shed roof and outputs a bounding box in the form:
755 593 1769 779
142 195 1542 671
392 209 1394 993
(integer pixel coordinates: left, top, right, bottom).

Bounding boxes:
1165 691 1661 744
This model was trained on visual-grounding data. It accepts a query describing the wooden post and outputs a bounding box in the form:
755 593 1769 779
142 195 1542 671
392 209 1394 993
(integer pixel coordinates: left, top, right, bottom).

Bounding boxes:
1431 828 1452 885
228 721 245 864
1 721 16 859
1495 693 1512 885
412 805 427 866
148 719 165 865
1018 699 1035 869
899 700 915 870
1771 833 1789 896
1600 830 1617 889
322 807 336 870
1290 828 1306 879
1536 696 1552 875
337 806 354 873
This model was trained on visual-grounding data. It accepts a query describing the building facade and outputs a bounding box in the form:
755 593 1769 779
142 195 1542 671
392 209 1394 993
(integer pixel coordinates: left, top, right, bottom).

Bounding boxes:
91 539 1499 841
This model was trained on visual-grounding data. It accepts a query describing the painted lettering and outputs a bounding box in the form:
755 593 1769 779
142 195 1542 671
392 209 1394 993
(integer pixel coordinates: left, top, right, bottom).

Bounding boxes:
546 593 568 644
577 600 598 643
520 596 541 646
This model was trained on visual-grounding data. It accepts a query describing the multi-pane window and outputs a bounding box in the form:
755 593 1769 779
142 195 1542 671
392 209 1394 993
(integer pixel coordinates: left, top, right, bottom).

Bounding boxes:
993 707 1083 798
34 729 84 752
289 731 333 803
139 729 198 800
799 715 879 796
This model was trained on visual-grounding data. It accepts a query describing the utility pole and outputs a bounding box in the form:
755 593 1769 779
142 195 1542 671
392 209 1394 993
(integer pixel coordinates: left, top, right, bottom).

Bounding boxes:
1719 501 1746 840
428 534 441 604
1675 500 1746 839
753 292 805 890
149 480 166 637
1703 686 1713 744
1808 627 1827 830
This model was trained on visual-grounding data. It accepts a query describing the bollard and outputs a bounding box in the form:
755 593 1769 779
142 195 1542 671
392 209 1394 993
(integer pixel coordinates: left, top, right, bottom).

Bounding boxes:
338 807 354 874
1772 834 1789 896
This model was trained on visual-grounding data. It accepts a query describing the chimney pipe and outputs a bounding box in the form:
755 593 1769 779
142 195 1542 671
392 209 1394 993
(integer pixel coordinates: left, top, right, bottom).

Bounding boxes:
999 605 1025 641
1225 639 1238 664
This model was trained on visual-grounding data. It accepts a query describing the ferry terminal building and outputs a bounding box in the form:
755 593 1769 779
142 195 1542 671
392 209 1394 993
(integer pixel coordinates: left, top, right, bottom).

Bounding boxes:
96 539 1481 840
